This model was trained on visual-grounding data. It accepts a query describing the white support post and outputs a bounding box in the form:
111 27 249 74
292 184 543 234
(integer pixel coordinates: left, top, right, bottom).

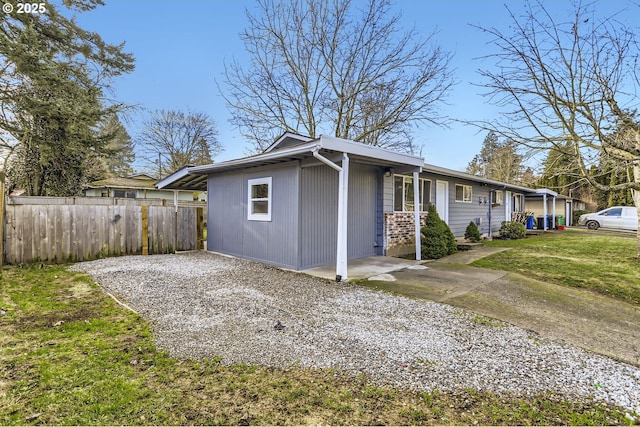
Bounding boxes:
413 171 421 261
543 194 548 231
552 196 556 230
336 153 349 281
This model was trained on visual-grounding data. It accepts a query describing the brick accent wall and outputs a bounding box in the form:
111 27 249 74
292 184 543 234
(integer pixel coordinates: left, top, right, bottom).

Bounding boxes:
384 212 428 256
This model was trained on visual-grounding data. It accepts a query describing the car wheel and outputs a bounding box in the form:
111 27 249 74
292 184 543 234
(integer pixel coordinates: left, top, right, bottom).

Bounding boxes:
586 220 599 230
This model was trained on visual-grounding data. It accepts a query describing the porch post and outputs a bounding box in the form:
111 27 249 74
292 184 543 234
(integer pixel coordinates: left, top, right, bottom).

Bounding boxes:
413 171 421 261
336 153 349 281
543 194 548 231
552 196 556 230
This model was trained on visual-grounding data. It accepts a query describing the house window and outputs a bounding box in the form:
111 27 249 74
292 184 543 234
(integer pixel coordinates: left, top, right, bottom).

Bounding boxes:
513 194 524 212
455 184 472 202
493 190 503 206
393 175 431 212
247 177 272 221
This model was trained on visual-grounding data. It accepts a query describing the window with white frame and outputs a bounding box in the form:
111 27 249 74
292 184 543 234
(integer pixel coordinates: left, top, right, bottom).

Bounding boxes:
247 177 272 221
493 190 503 206
513 194 524 212
455 184 472 202
393 175 431 212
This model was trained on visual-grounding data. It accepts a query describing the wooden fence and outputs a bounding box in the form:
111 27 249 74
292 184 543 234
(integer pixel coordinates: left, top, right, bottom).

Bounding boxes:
3 196 205 264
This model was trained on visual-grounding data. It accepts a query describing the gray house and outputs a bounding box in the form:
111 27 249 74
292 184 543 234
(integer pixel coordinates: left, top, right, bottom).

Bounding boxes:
158 133 535 279
158 133 425 280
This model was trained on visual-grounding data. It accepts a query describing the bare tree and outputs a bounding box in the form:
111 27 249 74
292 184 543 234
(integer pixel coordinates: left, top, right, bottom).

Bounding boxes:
473 1 640 254
139 110 222 178
221 0 454 153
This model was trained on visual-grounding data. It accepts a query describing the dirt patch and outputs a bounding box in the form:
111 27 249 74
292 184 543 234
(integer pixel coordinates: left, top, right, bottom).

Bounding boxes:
363 261 640 367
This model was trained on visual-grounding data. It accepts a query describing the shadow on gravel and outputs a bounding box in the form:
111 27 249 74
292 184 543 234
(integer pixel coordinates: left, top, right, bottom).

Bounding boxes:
360 247 640 368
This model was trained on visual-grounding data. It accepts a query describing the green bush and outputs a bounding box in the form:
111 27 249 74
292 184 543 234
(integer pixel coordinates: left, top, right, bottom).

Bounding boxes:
499 221 526 240
421 204 457 259
464 221 481 242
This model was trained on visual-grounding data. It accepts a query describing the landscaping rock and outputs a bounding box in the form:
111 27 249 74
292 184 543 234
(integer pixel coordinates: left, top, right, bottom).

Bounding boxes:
71 252 640 415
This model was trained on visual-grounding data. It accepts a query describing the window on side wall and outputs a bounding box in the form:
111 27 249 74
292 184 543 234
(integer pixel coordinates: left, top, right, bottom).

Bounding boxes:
393 175 431 212
513 194 524 212
455 184 472 202
493 190 503 206
248 177 272 221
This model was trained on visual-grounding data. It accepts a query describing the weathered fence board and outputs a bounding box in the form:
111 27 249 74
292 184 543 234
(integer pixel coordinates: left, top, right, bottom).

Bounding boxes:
3 197 204 264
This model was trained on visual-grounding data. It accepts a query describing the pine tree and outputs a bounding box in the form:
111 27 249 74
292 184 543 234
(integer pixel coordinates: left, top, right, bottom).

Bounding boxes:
1 1 134 195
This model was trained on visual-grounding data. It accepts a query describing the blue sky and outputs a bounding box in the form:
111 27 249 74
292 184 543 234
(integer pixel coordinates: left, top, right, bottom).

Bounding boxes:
72 0 635 173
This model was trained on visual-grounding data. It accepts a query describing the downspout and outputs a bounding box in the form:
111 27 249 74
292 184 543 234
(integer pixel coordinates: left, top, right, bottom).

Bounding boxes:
312 148 349 282
488 191 492 238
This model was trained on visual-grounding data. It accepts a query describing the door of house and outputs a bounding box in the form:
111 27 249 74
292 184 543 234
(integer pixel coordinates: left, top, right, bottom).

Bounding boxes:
436 180 449 223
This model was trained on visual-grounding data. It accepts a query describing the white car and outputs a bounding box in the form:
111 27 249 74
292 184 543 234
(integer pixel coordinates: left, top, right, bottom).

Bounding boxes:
578 206 638 231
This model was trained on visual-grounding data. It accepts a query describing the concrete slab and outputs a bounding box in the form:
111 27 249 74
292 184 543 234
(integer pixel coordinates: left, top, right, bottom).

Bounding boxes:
302 255 423 281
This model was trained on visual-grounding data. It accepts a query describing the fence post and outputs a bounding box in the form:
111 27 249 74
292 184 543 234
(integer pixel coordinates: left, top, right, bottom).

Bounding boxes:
196 207 204 250
0 172 5 270
141 205 149 256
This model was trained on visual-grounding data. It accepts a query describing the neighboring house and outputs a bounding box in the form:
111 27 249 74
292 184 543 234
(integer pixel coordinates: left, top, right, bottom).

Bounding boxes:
157 133 537 279
525 189 572 228
84 173 206 202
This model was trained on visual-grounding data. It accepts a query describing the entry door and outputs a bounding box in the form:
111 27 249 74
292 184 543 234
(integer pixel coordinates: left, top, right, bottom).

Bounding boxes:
505 191 512 221
436 180 449 223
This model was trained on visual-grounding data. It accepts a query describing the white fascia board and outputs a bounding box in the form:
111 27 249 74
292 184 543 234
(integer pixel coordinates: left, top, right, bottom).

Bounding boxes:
535 188 559 197
319 135 424 168
187 143 321 174
423 163 535 193
156 166 191 189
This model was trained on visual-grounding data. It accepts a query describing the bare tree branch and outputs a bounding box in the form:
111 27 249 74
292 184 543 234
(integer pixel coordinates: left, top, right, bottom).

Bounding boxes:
219 0 454 153
471 0 640 253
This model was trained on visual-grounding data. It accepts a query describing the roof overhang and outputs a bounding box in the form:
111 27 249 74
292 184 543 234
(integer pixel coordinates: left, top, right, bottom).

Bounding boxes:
422 163 536 193
157 135 424 191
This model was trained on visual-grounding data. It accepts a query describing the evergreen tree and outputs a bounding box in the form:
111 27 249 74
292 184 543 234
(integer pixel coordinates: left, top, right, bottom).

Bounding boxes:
0 1 134 195
466 132 524 184
99 113 135 177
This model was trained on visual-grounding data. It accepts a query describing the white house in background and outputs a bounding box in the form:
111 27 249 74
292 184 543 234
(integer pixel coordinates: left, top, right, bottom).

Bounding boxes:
84 173 206 202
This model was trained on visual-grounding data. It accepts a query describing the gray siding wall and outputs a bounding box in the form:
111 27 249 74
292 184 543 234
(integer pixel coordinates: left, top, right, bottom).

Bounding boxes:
299 164 338 268
299 162 379 269
347 164 378 259
207 163 300 269
421 173 501 237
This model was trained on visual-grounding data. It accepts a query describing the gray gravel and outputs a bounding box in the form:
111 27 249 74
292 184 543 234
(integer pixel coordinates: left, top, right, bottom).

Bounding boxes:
70 251 640 414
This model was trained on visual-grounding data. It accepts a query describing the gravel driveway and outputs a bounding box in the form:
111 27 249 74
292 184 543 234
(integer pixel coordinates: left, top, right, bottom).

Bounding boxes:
71 251 640 414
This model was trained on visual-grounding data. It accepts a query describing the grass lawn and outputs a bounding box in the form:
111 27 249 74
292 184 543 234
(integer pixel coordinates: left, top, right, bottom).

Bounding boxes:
0 264 635 425
473 229 640 305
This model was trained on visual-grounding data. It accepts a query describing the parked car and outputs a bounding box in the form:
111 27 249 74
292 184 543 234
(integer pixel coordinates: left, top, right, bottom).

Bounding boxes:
578 206 638 231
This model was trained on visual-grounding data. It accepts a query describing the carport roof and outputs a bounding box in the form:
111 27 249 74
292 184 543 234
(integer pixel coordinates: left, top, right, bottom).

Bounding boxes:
157 135 424 191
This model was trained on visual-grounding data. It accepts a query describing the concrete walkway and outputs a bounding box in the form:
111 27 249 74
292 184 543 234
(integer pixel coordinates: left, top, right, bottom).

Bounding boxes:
302 255 424 281
304 247 640 367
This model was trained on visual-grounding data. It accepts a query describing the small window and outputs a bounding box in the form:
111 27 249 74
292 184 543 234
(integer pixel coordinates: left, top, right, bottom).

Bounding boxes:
248 177 272 221
493 190 503 206
513 194 524 212
455 184 472 202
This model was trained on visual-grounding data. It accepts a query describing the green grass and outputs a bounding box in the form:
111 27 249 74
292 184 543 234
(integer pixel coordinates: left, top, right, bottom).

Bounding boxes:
474 230 640 304
0 264 636 425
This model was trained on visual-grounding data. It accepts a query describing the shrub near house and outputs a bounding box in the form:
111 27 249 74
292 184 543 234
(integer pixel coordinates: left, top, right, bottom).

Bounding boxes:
421 204 457 259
